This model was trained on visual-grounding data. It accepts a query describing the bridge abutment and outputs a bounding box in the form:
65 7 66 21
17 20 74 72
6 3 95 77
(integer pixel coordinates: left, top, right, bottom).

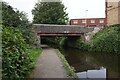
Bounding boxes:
35 33 41 48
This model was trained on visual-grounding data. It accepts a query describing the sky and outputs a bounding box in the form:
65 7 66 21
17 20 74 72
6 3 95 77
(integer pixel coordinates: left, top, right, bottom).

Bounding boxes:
3 0 106 21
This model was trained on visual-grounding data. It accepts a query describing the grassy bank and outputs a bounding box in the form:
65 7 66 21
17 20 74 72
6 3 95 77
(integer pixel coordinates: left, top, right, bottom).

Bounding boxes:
56 49 77 78
27 48 42 64
27 48 42 77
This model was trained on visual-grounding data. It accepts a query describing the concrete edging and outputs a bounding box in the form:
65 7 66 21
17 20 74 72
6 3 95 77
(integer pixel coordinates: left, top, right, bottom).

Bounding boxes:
55 49 78 78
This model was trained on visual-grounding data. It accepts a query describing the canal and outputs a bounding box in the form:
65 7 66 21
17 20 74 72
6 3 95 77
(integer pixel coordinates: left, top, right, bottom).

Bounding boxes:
60 47 120 78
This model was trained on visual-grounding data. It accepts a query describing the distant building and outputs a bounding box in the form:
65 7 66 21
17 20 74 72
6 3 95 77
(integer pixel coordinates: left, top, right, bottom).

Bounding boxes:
70 18 107 27
106 0 120 25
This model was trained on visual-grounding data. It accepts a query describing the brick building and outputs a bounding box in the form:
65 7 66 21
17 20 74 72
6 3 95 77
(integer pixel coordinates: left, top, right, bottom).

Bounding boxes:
106 0 120 25
70 18 107 27
70 0 120 26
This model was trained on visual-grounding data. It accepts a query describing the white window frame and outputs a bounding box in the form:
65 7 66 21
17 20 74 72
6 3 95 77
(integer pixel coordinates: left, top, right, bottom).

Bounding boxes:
73 20 78 24
90 20 95 24
99 19 104 23
82 20 86 24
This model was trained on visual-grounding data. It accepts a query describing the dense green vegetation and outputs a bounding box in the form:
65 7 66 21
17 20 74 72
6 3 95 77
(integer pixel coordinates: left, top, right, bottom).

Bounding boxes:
2 27 32 79
2 27 41 79
75 38 89 51
2 26 41 79
27 48 42 65
32 0 68 24
42 37 67 47
89 24 120 53
2 2 35 45
76 24 120 53
26 48 42 77
2 2 42 79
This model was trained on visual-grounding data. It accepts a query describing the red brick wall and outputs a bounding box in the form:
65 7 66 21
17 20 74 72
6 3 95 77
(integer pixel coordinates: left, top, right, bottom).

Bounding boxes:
70 18 107 27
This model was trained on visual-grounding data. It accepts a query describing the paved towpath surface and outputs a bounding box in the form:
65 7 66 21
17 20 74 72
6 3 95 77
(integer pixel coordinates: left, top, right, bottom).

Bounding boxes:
30 47 68 78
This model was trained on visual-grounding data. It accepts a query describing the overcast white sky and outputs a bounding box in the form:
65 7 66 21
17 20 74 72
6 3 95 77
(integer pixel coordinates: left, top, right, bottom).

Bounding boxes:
3 0 106 21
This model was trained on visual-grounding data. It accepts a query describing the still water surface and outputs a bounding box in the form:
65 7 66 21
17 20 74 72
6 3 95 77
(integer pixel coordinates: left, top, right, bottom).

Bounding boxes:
60 47 119 78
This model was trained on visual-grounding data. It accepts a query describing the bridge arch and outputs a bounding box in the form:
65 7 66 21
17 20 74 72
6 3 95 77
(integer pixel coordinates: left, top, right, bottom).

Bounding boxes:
33 24 94 46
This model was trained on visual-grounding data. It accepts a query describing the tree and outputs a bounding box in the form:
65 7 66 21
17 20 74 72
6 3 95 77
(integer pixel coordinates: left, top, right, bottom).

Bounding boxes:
2 26 33 79
32 0 69 24
2 2 30 29
2 2 21 27
2 2 36 79
2 2 35 45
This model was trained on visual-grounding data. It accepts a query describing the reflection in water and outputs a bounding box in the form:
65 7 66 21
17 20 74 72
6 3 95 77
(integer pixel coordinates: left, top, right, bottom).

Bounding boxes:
77 67 106 78
60 47 120 78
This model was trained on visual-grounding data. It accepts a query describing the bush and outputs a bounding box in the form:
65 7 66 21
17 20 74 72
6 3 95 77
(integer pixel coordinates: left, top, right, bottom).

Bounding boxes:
42 37 67 47
89 24 120 53
2 26 33 79
2 2 35 46
76 38 89 51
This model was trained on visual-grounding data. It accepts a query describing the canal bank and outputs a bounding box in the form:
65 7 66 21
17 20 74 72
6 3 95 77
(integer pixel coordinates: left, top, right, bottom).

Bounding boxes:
55 49 77 78
60 47 120 78
30 46 77 78
33 43 120 78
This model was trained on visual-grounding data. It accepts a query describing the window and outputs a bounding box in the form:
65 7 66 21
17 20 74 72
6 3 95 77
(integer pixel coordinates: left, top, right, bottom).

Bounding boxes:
90 20 95 24
73 20 78 24
99 19 104 23
73 21 78 24
82 20 86 24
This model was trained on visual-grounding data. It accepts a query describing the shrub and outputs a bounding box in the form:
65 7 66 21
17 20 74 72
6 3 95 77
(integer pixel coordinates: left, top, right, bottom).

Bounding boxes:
89 24 120 53
76 38 90 51
42 37 67 47
2 26 33 79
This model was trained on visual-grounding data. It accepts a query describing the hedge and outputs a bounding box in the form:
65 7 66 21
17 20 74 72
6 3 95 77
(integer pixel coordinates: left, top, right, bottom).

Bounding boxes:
2 26 33 79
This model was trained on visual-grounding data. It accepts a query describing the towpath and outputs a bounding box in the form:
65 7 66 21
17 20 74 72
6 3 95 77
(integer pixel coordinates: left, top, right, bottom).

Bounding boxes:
30 47 68 78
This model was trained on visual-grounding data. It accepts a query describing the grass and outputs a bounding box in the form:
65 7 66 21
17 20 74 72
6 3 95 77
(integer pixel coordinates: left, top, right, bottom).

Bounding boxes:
27 48 42 63
56 49 77 78
26 48 42 78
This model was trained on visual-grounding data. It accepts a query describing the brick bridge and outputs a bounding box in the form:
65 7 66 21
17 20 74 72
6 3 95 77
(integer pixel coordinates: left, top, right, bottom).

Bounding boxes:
33 24 94 36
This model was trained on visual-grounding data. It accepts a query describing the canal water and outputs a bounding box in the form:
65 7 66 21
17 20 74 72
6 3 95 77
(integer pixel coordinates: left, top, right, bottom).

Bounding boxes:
60 47 120 78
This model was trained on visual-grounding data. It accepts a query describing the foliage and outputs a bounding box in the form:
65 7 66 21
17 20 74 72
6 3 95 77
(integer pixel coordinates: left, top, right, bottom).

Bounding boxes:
76 38 90 51
26 48 42 77
2 2 21 27
2 26 33 79
2 2 42 79
75 24 120 53
2 2 35 45
89 24 120 53
27 48 42 65
2 2 29 28
32 1 69 24
42 37 67 46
